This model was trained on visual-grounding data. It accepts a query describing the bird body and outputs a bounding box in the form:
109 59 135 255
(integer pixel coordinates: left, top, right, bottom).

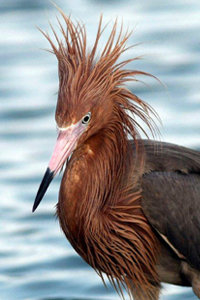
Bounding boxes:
33 11 200 300
58 138 200 299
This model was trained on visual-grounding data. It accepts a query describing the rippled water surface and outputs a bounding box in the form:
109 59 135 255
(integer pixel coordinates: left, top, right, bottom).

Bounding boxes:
1 0 200 299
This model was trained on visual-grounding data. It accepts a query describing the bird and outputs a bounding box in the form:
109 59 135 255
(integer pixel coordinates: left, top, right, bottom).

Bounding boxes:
33 10 200 300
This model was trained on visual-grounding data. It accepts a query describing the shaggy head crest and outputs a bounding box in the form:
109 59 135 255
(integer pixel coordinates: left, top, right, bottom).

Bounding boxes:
40 11 159 140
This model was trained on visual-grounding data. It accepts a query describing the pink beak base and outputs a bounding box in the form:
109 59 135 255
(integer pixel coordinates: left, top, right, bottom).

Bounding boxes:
33 122 84 212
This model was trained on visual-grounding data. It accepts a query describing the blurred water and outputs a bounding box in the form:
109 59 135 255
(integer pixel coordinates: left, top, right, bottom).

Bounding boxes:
1 0 200 300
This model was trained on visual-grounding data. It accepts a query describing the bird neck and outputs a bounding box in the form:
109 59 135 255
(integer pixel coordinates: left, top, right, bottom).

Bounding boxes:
57 121 130 243
57 123 159 295
56 89 148 243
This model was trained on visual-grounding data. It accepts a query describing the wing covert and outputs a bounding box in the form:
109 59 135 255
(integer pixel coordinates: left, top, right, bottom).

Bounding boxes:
141 171 200 269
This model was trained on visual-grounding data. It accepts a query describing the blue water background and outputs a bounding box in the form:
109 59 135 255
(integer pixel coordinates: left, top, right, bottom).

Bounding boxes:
1 0 200 299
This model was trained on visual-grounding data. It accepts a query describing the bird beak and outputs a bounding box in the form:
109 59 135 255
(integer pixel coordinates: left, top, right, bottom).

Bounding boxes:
32 122 84 212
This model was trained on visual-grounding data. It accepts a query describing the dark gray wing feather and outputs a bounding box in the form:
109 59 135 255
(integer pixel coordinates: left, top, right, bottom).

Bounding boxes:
139 140 200 269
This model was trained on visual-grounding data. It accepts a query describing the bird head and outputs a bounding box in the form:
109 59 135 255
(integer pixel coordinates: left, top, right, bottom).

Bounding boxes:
33 12 158 212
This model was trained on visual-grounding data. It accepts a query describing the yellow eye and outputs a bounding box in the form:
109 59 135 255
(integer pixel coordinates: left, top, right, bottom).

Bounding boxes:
82 112 91 125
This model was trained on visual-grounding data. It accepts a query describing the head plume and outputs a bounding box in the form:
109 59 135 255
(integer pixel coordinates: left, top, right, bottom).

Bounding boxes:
40 10 159 140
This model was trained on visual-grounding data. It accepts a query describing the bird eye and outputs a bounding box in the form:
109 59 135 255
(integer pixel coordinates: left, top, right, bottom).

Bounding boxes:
82 112 91 125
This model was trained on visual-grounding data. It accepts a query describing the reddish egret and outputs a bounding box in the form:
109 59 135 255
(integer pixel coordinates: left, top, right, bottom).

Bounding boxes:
33 12 200 300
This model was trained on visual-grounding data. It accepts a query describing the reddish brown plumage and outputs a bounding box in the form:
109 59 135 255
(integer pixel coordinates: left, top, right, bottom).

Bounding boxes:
37 11 161 300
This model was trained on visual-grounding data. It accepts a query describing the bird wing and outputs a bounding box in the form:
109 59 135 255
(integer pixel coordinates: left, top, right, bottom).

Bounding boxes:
139 140 200 269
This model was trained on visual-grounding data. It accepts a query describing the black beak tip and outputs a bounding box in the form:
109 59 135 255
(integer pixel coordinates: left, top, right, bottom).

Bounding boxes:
32 201 38 213
32 167 54 213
